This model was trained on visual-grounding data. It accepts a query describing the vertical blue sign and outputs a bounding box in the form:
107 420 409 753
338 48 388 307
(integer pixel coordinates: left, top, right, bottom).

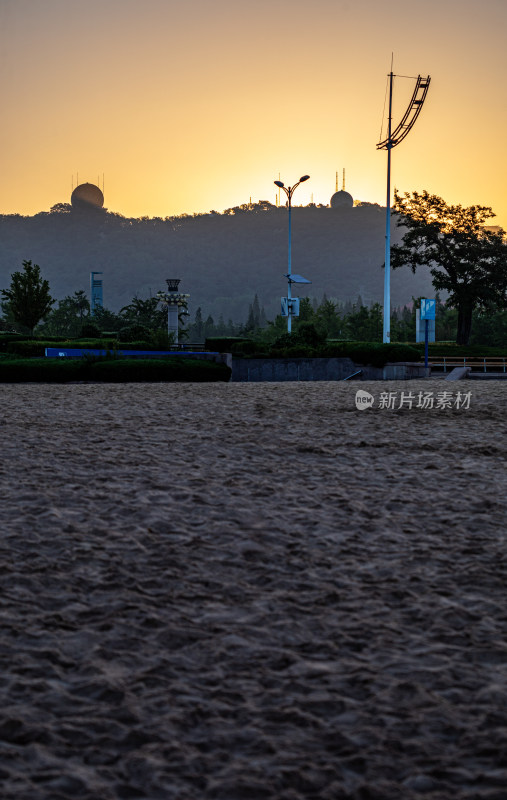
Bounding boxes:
421 298 435 369
421 298 436 320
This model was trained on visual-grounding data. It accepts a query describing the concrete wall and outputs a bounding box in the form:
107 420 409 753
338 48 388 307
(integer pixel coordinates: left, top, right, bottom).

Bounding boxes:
231 357 429 382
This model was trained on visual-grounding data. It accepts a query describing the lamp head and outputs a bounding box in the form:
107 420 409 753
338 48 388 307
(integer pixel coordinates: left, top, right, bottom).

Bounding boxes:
299 175 310 183
274 180 284 188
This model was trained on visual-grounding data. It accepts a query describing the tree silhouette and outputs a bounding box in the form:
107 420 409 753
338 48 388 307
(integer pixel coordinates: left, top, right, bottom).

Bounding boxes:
73 290 90 322
39 291 90 337
120 296 166 329
391 190 507 345
194 307 203 339
1 260 55 335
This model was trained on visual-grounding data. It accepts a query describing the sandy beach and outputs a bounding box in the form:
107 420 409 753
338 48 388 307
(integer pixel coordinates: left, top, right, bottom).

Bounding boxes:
1 379 506 800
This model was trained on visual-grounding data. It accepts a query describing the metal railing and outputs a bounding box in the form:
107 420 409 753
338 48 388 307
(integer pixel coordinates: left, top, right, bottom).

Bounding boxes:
428 357 507 373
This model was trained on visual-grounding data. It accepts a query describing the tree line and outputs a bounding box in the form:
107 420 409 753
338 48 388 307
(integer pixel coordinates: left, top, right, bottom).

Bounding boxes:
2 263 506 348
1 191 506 346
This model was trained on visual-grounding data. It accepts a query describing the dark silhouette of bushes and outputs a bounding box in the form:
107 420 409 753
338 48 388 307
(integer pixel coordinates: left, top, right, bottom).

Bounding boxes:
0 357 231 383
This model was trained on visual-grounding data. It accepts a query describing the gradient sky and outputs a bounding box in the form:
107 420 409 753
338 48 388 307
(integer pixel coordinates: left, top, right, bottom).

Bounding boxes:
1 0 506 226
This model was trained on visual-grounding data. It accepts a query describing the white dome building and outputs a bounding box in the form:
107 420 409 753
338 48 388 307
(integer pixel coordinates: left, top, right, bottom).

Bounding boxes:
330 170 353 209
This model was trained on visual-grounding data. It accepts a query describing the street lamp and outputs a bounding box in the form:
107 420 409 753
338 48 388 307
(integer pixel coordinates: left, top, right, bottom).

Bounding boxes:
274 175 310 333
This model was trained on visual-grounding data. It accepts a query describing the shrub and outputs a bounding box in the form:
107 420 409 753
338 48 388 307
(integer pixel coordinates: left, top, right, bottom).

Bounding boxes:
273 323 326 350
269 345 316 358
118 324 152 342
0 333 25 341
229 337 420 366
149 329 175 350
205 336 250 352
230 339 260 355
89 358 231 382
80 322 101 338
319 342 421 367
0 358 85 382
0 339 49 357
0 356 231 383
0 338 116 357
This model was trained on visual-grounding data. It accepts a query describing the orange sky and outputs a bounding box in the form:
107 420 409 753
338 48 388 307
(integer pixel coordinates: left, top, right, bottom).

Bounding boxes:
1 0 506 226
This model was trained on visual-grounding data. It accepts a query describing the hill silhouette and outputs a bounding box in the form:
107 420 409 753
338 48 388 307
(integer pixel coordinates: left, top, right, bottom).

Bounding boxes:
0 201 435 321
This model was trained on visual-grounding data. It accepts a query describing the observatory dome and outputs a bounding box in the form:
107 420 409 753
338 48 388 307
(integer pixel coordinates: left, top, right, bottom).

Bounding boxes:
71 182 104 210
330 190 353 209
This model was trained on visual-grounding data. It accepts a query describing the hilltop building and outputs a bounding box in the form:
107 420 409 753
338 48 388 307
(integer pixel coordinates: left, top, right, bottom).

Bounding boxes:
330 169 353 209
71 182 105 211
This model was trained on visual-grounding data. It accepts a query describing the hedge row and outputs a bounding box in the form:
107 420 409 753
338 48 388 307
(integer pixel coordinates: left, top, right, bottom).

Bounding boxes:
0 338 168 358
205 337 250 352
0 358 231 383
226 340 421 367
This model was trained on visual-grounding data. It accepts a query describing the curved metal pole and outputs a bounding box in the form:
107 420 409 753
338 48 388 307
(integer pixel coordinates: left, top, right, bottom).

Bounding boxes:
377 71 430 344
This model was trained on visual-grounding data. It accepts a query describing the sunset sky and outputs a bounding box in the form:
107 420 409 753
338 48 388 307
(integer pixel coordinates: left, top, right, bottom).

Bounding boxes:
1 0 506 226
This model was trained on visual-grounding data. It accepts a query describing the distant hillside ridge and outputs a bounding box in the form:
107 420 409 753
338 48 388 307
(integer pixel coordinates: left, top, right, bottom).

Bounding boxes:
0 202 434 321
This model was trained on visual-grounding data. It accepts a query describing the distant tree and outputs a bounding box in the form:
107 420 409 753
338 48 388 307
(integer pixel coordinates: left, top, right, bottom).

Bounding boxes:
72 289 90 322
244 304 255 332
297 297 315 323
49 203 72 214
391 190 507 344
216 314 227 335
263 313 287 341
39 291 90 337
244 294 263 333
252 294 261 328
470 308 507 346
369 302 383 341
345 305 368 340
1 260 55 335
120 296 166 330
90 305 122 332
0 301 26 333
315 298 341 338
193 307 204 339
204 314 215 338
390 303 416 342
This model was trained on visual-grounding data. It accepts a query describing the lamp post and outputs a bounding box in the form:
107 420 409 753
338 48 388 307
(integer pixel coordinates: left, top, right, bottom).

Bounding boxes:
156 279 190 346
274 175 310 333
377 70 430 342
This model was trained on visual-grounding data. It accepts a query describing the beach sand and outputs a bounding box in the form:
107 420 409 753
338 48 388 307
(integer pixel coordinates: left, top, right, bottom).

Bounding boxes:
0 380 506 799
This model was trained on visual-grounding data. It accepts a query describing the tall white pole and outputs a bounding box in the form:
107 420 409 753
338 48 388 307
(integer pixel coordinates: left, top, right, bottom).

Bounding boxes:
287 192 292 333
383 70 393 344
